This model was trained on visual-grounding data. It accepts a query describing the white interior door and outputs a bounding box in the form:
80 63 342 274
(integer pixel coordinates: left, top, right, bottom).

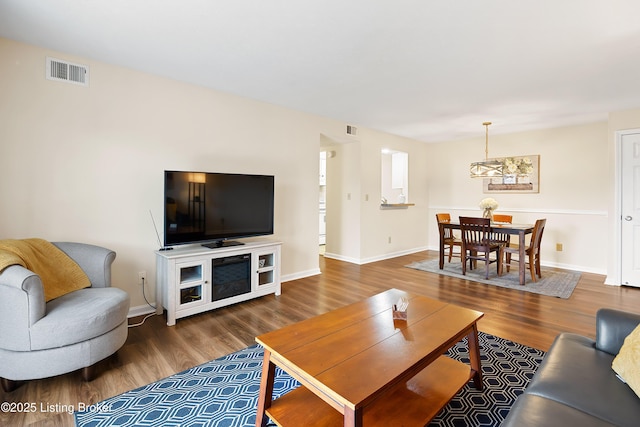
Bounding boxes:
621 132 640 287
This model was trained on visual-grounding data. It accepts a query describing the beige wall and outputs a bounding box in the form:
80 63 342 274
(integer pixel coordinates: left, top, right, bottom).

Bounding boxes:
0 38 434 313
0 38 332 311
322 128 430 264
427 122 609 273
1 37 632 315
359 128 430 262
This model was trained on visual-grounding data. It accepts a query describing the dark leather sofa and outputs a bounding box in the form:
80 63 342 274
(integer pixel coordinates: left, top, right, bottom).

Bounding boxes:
502 308 640 426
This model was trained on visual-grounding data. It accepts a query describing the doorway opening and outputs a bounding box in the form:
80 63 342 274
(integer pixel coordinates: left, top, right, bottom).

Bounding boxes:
319 151 327 255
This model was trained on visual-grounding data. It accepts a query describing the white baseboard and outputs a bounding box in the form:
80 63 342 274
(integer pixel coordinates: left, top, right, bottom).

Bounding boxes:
604 276 622 286
426 245 605 276
541 261 605 275
324 246 429 265
128 304 157 318
127 270 320 318
322 252 360 264
127 246 604 319
281 268 321 282
358 247 429 265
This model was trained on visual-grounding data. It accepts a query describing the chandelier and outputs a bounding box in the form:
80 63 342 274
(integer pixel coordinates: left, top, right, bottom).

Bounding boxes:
470 121 503 178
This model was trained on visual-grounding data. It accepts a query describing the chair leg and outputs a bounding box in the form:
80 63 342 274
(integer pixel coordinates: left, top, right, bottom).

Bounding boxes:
448 245 453 262
1 377 21 393
529 252 537 282
461 249 468 275
82 364 98 382
484 252 490 279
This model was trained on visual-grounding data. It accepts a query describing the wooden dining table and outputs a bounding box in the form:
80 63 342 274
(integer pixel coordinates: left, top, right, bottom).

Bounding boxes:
438 221 535 285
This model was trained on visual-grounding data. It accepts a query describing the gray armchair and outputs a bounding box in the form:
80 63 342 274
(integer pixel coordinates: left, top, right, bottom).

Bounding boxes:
0 242 129 392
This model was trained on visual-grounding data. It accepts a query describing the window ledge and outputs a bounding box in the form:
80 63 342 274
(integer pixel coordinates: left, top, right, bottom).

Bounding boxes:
380 203 415 210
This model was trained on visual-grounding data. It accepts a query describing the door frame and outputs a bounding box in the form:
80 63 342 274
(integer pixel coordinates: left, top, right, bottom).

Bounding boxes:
611 128 640 286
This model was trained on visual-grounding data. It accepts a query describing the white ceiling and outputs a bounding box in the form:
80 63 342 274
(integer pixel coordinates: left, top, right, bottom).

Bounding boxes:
2 0 640 142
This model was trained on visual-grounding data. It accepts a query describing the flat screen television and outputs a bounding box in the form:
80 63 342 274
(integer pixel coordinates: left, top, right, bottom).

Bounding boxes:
163 171 274 248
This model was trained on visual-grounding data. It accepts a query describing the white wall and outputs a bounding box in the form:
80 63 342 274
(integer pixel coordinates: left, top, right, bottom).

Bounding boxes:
606 108 640 284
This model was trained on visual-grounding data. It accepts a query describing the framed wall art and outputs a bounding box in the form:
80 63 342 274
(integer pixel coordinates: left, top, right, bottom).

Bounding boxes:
483 154 540 193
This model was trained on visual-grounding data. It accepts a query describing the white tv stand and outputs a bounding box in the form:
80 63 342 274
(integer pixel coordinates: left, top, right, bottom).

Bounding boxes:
155 240 281 326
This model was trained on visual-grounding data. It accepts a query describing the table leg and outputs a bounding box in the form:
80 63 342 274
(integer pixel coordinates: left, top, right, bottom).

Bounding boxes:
518 231 526 285
467 323 483 391
343 406 363 427
256 349 276 427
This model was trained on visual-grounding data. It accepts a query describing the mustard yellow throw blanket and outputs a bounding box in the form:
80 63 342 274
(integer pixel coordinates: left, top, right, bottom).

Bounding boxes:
0 238 90 302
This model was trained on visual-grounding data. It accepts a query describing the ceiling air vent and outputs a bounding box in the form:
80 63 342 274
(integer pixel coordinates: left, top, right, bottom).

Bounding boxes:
346 125 357 136
46 57 89 87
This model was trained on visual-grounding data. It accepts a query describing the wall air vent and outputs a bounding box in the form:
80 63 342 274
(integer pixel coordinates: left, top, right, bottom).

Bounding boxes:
46 57 89 87
346 125 357 136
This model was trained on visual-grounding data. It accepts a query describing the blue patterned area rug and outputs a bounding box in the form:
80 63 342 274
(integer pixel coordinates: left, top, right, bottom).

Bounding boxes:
75 333 545 427
407 258 580 299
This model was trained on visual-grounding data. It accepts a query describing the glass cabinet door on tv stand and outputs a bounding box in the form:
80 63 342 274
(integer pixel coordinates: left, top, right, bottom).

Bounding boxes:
176 259 209 308
155 240 281 326
256 249 278 289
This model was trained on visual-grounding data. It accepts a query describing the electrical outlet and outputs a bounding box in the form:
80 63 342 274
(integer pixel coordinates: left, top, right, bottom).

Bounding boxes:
138 271 146 285
556 243 563 252
388 236 392 244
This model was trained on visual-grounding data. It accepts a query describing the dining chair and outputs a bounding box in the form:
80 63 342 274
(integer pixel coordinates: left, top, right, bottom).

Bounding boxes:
436 213 461 263
490 214 513 248
492 214 513 223
459 216 504 279
503 218 547 282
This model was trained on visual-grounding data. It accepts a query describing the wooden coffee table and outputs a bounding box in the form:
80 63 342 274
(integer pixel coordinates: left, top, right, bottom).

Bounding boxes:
255 289 484 426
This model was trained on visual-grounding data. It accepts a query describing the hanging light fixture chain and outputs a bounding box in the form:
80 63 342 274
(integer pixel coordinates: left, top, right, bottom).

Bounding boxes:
469 121 503 178
483 121 492 160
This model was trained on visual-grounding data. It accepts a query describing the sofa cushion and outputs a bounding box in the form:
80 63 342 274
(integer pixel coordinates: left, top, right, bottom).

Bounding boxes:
612 324 640 398
502 394 617 427
524 332 640 427
29 287 129 350
596 308 640 355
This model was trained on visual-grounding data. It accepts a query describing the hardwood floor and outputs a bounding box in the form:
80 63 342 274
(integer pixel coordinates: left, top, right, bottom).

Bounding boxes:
2 250 639 427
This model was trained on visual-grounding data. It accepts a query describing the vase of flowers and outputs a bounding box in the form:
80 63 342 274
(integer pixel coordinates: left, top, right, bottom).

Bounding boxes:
479 197 498 220
502 157 534 184
502 174 517 184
